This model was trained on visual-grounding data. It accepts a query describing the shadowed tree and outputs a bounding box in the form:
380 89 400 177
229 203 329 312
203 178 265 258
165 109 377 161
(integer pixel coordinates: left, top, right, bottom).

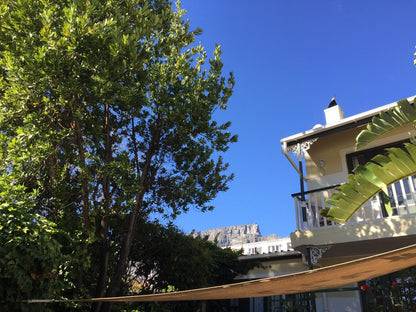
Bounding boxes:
122 220 255 312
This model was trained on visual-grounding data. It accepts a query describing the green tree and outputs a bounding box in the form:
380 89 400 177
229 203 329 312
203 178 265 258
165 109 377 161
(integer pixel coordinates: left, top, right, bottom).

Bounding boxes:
0 0 235 310
0 176 62 312
130 220 251 291
124 220 254 312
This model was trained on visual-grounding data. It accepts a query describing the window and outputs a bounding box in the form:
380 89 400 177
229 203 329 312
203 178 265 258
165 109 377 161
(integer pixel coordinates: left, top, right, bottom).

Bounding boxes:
346 139 411 217
346 139 409 173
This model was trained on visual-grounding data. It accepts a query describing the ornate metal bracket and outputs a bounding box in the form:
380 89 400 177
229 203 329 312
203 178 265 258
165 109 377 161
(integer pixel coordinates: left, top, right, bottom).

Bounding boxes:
302 245 331 267
287 139 318 159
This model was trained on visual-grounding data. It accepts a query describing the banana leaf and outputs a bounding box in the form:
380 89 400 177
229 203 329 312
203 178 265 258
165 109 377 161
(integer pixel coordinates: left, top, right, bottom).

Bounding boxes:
322 143 416 222
355 99 416 150
321 98 416 222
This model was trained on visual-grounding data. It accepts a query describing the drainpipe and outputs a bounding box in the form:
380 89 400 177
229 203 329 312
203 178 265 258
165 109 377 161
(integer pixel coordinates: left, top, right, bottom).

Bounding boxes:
294 143 309 228
298 144 305 201
299 145 316 312
283 142 316 311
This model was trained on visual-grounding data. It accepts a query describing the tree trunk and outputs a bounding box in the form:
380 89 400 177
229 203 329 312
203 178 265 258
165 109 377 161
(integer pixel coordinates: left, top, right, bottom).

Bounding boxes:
73 119 90 290
92 104 112 312
74 119 90 231
101 125 160 312
47 148 58 216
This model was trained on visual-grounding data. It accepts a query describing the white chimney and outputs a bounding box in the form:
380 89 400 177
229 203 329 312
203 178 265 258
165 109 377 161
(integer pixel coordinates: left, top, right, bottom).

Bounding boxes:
324 96 344 125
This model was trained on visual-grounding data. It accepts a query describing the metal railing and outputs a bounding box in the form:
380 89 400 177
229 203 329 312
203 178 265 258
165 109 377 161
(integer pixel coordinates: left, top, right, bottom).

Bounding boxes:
292 176 416 231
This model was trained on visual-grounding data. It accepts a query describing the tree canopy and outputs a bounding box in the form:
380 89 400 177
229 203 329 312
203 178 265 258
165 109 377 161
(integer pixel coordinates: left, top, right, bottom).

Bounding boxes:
0 0 237 310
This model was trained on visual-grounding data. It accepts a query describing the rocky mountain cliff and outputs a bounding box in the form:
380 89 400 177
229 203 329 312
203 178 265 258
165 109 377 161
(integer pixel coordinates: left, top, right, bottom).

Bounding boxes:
190 223 278 248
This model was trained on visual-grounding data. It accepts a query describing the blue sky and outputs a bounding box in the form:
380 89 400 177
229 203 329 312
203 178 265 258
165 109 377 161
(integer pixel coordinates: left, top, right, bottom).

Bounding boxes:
175 0 416 237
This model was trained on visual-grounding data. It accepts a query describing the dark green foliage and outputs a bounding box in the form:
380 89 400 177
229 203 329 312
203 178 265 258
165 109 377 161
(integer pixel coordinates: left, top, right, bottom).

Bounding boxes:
0 179 62 312
125 220 252 312
131 221 249 291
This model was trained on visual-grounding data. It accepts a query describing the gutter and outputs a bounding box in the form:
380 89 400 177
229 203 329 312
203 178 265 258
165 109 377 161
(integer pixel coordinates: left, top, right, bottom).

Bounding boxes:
280 95 415 148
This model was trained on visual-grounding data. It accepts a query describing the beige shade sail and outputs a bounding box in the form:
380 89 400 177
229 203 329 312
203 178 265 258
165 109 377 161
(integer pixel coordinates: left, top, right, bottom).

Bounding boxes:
28 243 416 303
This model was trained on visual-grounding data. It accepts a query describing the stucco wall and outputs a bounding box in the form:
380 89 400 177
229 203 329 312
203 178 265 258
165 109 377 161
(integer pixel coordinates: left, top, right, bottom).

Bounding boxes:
291 214 416 248
306 127 361 179
305 124 413 188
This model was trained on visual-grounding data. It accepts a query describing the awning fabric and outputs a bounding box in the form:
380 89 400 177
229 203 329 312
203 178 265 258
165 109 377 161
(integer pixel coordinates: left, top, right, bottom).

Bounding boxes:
28 243 416 303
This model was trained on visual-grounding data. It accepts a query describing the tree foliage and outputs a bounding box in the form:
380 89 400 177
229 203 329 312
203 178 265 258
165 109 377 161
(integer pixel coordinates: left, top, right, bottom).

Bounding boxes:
0 0 236 310
124 220 254 312
0 178 62 312
130 220 251 292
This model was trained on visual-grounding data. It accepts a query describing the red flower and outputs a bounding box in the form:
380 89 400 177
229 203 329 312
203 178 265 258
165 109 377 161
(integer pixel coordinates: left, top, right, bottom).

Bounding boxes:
392 280 398 286
360 284 371 291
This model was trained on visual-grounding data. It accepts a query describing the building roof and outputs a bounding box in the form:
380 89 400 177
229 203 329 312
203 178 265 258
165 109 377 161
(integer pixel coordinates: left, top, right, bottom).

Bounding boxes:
280 95 415 148
238 250 301 262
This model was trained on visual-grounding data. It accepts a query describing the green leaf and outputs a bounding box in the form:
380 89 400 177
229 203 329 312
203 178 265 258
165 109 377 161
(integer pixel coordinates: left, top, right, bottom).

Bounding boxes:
355 98 416 150
324 143 416 222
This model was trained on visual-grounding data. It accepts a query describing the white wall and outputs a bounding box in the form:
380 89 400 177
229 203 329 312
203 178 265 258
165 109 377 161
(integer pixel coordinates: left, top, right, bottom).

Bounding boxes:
229 237 293 255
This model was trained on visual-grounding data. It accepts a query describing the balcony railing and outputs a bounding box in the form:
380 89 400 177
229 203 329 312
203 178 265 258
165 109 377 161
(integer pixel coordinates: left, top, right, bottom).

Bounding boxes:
292 176 416 231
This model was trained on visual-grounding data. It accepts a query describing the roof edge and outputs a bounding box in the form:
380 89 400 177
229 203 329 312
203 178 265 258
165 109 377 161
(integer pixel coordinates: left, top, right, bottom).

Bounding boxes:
280 95 416 147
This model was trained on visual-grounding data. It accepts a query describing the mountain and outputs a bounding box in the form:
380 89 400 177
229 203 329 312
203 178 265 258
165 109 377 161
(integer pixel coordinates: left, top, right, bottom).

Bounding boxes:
190 223 279 248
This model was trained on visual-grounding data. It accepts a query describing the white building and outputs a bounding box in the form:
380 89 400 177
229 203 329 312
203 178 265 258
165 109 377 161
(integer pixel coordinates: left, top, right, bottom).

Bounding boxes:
230 236 293 256
232 96 416 311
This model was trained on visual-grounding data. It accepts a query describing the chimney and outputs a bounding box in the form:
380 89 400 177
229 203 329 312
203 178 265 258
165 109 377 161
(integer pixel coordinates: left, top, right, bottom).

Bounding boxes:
324 96 344 125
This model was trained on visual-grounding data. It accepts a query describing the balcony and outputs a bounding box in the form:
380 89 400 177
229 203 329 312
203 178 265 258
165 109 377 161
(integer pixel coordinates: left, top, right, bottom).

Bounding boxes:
292 176 416 231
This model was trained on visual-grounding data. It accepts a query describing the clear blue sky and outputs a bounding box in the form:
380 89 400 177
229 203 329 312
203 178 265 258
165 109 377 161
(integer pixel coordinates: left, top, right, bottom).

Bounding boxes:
174 0 416 237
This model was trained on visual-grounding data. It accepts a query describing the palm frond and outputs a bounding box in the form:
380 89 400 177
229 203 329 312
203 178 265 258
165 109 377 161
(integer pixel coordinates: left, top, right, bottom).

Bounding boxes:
322 143 416 223
355 98 416 150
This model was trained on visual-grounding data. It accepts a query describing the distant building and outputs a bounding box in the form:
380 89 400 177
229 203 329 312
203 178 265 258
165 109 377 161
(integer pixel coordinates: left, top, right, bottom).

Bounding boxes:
229 236 293 256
